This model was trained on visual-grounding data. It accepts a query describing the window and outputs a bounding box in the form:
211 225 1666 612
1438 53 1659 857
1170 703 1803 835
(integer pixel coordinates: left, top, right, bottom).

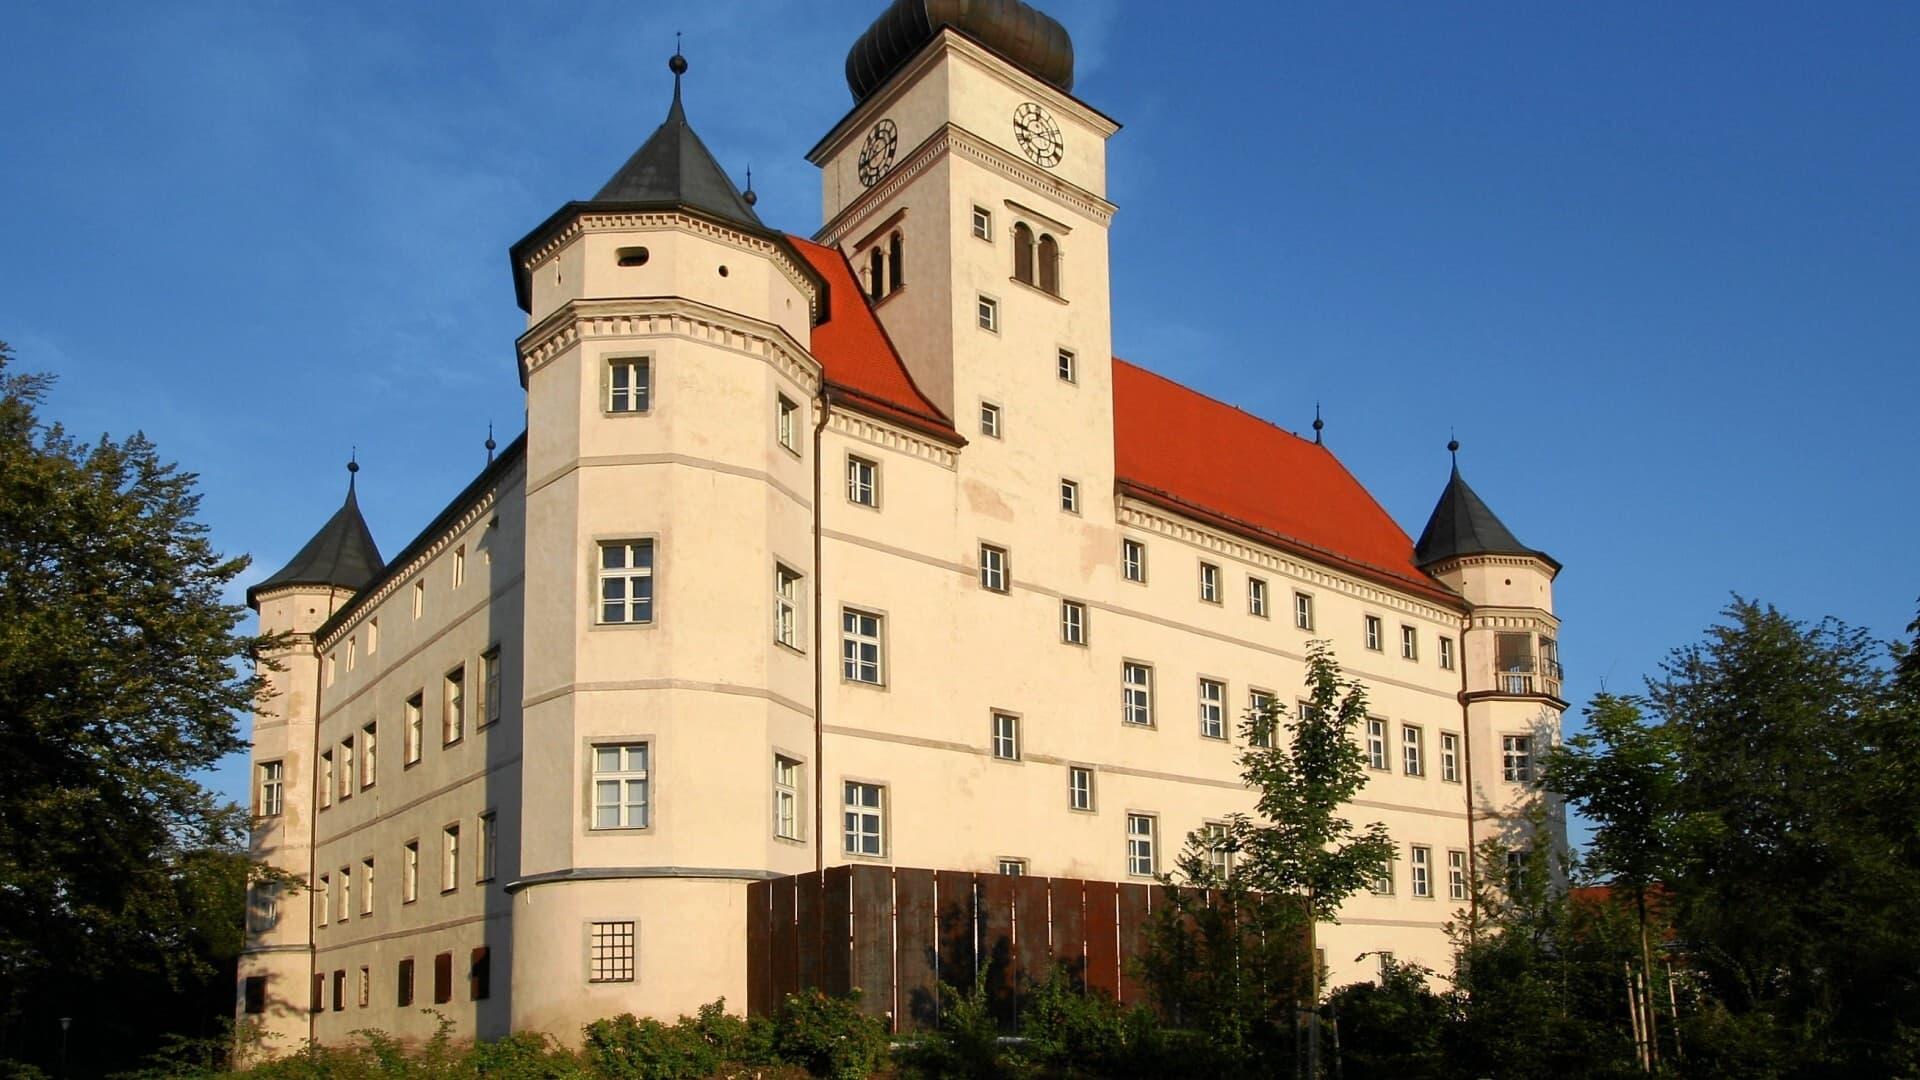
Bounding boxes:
1401 625 1419 661
774 756 802 840
326 653 337 687
443 666 465 745
773 396 798 456
597 540 655 624
979 543 1009 592
979 400 1002 438
887 231 904 293
1199 562 1221 603
1037 234 1060 294
774 566 802 650
1248 689 1276 748
405 693 424 765
976 294 998 332
1440 732 1460 783
1438 636 1455 671
842 781 885 857
433 952 453 1005
311 974 323 1014
317 874 330 926
368 618 379 654
361 722 377 787
347 636 357 672
1013 222 1035 283
1122 538 1146 582
333 969 346 1012
846 455 878 507
1403 725 1425 776
479 647 502 728
453 546 466 589
441 826 459 892
590 921 636 983
1122 662 1154 727
257 761 284 817
338 865 351 920
1294 592 1315 630
1204 821 1232 880
1411 845 1432 898
971 205 992 240
1068 766 1094 811
1502 735 1534 783
1366 718 1388 771
319 751 333 809
339 738 354 800
606 357 651 413
867 247 884 300
1370 857 1394 895
1448 850 1469 900
841 608 884 684
1126 814 1156 876
477 812 497 883
397 958 415 1006
1199 679 1226 739
247 882 280 933
592 743 651 829
1249 578 1268 617
992 712 1020 761
403 841 419 903
361 858 374 916
1507 850 1528 892
465 947 491 1002
998 858 1028 876
244 975 267 1015
1060 599 1087 645
1364 615 1383 651
1057 347 1077 384
1059 478 1079 513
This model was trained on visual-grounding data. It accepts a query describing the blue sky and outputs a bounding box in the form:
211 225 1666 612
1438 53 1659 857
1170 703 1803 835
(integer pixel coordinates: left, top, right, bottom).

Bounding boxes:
4 2 1916 824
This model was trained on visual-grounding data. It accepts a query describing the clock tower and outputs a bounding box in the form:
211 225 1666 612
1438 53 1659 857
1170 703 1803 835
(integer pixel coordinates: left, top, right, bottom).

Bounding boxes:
807 0 1121 525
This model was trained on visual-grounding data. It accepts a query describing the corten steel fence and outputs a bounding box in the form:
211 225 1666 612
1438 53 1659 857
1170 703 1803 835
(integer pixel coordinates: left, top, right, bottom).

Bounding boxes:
746 865 1168 1032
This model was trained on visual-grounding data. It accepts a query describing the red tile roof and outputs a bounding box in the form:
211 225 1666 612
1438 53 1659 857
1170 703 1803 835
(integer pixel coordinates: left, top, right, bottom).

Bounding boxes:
786 235 961 444
1111 359 1463 608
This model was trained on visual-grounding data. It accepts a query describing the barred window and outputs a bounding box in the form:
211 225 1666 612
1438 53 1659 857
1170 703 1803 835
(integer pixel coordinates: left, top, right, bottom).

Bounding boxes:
589 921 636 983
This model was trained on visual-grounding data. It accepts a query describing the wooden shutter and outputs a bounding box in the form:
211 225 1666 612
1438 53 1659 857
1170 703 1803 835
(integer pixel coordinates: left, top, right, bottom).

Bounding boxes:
397 957 414 1006
469 946 491 1001
433 951 453 1004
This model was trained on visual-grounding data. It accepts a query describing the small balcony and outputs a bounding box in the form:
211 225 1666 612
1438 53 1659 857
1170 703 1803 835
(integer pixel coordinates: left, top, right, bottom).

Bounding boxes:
1495 643 1564 699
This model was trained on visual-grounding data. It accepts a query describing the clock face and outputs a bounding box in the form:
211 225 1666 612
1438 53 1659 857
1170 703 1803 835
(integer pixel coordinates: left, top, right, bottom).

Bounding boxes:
857 119 898 187
1013 102 1063 169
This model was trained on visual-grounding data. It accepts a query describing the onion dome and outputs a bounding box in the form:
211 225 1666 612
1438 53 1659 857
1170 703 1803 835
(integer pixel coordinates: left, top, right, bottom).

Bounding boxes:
846 0 1074 102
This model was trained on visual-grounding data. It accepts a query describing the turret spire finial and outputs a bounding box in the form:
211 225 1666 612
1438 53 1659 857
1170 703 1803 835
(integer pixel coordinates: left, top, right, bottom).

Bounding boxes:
1312 402 1324 445
1447 432 1460 467
485 423 497 465
743 165 757 207
669 34 687 111
347 447 359 493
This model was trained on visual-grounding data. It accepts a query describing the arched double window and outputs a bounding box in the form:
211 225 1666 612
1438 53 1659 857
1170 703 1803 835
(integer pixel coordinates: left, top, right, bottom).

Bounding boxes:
868 248 885 301
866 230 906 302
1011 222 1061 297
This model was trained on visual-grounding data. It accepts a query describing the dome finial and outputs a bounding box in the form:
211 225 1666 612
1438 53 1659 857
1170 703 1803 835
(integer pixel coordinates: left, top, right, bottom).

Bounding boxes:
485 423 498 465
1447 432 1460 466
668 34 687 113
743 165 757 207
347 447 359 493
1312 402 1324 445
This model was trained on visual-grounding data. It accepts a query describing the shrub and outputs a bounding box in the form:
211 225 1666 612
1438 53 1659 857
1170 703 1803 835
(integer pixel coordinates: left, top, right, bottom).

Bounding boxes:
581 1013 724 1079
773 989 889 1080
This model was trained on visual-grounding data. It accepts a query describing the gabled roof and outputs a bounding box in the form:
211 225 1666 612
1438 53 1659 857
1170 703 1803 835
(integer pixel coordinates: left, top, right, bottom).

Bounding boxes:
248 482 384 608
591 80 763 230
1413 464 1558 571
1110 360 1463 608
785 235 961 444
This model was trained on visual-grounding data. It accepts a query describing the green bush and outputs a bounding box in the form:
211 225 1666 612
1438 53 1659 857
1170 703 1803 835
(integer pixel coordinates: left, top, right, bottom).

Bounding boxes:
773 990 889 1080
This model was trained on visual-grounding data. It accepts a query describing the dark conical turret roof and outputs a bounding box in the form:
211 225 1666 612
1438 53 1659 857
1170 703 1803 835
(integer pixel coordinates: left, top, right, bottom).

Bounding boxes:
1413 463 1557 570
248 480 384 608
590 74 763 229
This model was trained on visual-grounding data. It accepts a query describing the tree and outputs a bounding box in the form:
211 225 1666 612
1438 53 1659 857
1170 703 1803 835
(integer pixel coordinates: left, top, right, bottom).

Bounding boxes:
1144 640 1394 1070
0 343 269 1074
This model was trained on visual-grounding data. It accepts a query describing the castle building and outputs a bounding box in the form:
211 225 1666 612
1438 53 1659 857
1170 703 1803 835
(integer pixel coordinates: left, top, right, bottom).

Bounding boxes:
236 0 1562 1053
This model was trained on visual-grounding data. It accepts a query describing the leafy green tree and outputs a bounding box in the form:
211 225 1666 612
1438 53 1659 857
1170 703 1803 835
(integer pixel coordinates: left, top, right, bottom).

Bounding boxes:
0 343 268 1074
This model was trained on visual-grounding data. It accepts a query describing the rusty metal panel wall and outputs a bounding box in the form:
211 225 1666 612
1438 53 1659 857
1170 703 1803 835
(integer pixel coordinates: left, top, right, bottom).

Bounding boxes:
770 876 799 1006
977 872 1017 1027
935 871 978 994
1011 875 1051 987
746 879 773 1017
894 868 939 1031
795 870 825 994
1083 879 1119 998
1116 882 1152 1005
1047 877 1087 987
849 865 893 1022
822 866 853 998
